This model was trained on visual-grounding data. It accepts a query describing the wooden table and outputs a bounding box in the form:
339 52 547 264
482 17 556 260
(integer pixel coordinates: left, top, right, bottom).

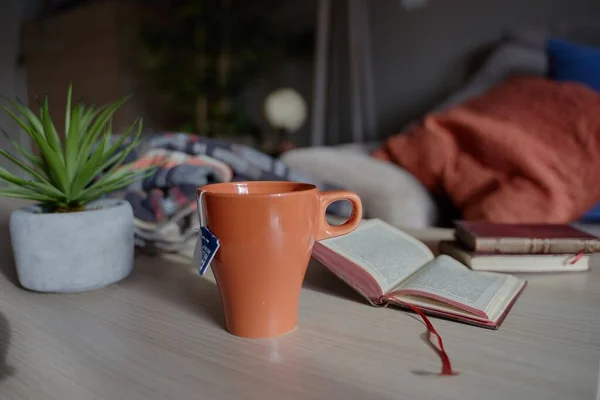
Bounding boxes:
1 198 599 400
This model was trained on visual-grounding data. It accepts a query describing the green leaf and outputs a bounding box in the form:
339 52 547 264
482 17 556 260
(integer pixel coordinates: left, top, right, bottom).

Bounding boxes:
40 96 64 159
1 106 64 189
0 187 57 203
9 142 45 175
68 133 113 198
26 182 65 200
69 115 140 198
65 102 82 183
77 105 99 144
0 150 49 184
0 167 65 200
72 104 117 172
92 118 143 184
4 98 44 137
0 125 46 175
78 98 128 155
76 171 147 203
75 161 155 204
85 165 135 189
3 106 44 145
37 141 68 193
64 84 72 138
70 104 101 174
97 135 131 171
0 166 34 186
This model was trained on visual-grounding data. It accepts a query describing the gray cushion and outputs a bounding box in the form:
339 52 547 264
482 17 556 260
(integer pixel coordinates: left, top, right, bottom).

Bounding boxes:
503 26 550 49
504 20 600 50
438 20 600 114
281 146 438 229
431 42 547 114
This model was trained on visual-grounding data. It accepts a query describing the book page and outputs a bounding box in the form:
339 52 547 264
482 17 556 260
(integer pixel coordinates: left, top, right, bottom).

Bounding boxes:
317 219 434 292
395 255 510 312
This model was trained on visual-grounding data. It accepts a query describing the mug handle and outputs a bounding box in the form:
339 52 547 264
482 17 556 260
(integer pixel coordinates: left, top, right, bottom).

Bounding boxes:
316 191 363 241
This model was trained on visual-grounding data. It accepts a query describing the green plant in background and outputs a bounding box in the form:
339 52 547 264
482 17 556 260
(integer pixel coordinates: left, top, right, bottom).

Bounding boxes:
139 0 313 139
0 85 148 212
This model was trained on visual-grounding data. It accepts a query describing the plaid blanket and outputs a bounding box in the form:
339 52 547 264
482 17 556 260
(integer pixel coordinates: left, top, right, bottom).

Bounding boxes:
107 132 353 258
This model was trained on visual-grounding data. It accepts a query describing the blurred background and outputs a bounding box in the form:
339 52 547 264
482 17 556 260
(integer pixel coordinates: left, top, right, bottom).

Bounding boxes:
3 0 600 234
3 0 600 164
0 0 600 225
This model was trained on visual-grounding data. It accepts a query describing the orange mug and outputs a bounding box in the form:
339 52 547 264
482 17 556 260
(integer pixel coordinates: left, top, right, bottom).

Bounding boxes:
198 181 362 338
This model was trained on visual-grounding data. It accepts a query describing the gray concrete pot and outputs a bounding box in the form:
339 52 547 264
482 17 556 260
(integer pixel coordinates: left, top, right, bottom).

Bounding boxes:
9 198 134 293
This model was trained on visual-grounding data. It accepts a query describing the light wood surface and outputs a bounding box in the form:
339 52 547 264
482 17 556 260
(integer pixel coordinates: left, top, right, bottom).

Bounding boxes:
1 198 599 400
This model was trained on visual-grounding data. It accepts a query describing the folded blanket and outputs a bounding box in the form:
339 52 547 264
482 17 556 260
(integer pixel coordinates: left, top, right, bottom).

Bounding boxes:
104 132 353 259
372 76 600 223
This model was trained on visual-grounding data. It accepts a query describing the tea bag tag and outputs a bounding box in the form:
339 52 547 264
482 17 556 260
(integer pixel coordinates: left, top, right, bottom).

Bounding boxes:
193 191 220 276
195 227 220 276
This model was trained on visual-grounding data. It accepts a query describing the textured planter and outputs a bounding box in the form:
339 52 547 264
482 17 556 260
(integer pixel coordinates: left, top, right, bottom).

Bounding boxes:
9 198 134 293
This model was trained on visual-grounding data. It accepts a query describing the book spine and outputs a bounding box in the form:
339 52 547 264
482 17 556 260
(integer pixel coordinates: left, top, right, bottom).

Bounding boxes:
455 227 475 250
473 238 600 254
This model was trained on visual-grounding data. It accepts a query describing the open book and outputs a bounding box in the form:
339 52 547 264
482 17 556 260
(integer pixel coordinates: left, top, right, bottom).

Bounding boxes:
312 219 527 329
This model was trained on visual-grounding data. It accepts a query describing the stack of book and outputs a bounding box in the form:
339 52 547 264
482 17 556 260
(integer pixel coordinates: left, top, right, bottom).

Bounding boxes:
439 221 600 272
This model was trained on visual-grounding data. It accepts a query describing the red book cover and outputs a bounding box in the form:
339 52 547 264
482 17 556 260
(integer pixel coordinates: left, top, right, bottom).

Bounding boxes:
455 221 600 254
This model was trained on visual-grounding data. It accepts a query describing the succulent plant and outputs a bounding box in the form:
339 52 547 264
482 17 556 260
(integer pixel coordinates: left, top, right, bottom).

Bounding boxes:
0 85 148 212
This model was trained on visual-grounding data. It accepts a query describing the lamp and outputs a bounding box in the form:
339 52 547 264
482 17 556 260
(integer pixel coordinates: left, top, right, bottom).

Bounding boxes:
263 88 307 156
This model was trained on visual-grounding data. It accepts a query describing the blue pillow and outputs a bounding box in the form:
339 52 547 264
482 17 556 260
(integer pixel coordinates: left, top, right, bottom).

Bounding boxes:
547 38 600 92
547 39 600 221
581 202 600 223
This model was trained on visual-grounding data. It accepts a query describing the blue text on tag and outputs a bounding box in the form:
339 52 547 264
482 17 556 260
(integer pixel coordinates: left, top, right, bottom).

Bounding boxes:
193 226 220 275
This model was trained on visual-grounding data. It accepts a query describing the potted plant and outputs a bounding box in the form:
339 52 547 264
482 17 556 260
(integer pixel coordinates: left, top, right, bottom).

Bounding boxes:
0 85 148 293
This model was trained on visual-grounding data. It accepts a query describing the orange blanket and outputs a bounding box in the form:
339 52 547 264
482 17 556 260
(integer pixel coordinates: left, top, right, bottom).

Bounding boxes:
372 76 600 223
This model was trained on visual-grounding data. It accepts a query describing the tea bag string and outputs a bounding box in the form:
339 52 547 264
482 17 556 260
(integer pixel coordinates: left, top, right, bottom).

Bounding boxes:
196 190 206 230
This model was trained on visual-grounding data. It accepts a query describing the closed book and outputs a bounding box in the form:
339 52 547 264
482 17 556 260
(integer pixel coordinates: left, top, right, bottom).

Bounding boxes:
454 221 600 254
439 241 592 273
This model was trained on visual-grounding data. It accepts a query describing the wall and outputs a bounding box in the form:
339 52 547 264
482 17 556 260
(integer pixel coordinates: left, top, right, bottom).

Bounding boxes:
369 0 600 139
0 0 40 178
22 1 148 138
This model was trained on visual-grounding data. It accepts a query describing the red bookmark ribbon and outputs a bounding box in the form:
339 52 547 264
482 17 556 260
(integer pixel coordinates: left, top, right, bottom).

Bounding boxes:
380 296 457 376
568 252 584 265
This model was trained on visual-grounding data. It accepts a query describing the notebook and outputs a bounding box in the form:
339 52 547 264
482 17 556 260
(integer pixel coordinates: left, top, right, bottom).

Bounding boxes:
439 241 592 273
454 220 600 254
312 219 527 329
